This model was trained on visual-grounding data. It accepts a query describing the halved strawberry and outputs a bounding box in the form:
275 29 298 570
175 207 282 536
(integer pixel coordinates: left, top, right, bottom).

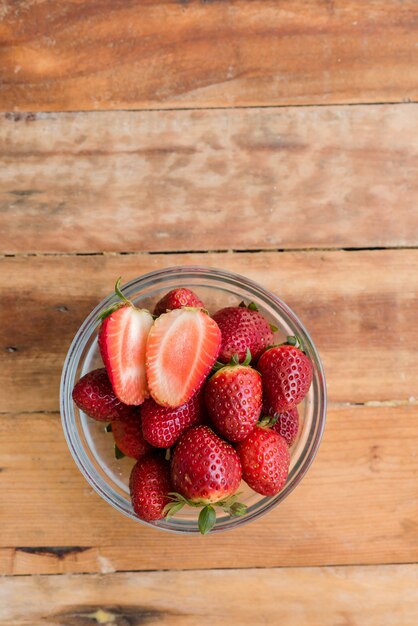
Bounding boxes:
146 308 221 408
98 279 154 406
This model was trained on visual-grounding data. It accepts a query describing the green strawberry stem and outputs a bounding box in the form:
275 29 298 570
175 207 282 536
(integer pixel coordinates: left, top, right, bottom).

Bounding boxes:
114 444 125 460
266 335 306 353
212 348 252 373
114 277 131 305
98 277 136 321
163 491 248 534
284 335 304 350
258 414 279 428
239 300 259 311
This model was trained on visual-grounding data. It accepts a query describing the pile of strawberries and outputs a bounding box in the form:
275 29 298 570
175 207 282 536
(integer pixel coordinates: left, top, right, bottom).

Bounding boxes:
72 279 313 533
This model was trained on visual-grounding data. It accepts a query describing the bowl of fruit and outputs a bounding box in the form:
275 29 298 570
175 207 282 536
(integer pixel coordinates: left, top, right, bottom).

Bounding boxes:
61 266 326 534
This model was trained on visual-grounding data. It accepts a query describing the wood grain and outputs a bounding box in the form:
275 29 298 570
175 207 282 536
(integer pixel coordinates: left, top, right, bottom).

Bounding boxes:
1 1 418 111
1 404 417 574
2 105 418 253
1 565 418 626
2 250 418 413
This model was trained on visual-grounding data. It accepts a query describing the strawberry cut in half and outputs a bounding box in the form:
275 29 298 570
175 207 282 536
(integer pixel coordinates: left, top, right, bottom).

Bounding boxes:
146 308 221 408
98 278 154 406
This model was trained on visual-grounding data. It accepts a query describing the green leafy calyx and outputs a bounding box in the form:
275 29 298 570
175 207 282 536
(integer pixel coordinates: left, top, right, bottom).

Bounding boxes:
211 348 252 374
258 414 279 428
239 300 259 312
163 491 247 535
114 444 125 460
265 335 306 354
198 506 217 534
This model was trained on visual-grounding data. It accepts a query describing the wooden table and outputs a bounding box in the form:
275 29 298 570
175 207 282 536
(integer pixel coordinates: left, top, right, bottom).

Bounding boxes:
1 2 418 624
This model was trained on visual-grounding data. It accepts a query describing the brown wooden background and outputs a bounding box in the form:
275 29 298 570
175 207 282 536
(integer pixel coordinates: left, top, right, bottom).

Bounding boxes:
1 1 418 624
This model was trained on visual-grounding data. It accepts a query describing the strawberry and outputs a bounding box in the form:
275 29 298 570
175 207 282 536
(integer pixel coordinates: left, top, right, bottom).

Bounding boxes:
129 454 172 522
271 407 300 447
236 426 290 496
154 288 204 317
257 336 313 413
212 302 274 364
167 425 246 534
98 278 153 406
72 368 138 422
146 308 221 408
205 351 262 442
141 388 205 448
109 411 151 460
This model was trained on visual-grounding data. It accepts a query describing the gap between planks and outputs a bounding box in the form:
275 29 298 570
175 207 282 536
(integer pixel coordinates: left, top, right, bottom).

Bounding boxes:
2 559 418 579
3 245 418 259
4 99 418 117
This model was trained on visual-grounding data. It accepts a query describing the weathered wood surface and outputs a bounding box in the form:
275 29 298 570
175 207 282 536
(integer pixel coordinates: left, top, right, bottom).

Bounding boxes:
2 250 418 413
1 565 418 625
1 404 417 574
1 1 418 112
2 105 418 254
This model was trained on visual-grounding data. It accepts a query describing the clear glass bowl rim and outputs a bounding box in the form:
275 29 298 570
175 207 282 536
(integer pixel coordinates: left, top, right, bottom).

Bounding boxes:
60 265 327 534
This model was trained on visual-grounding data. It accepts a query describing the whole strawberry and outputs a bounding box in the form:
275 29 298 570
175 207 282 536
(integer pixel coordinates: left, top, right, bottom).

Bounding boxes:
212 302 274 364
72 368 138 422
141 389 205 448
110 411 151 459
205 352 262 442
236 426 290 496
154 288 204 317
271 407 299 447
168 425 246 533
258 336 313 413
129 454 172 522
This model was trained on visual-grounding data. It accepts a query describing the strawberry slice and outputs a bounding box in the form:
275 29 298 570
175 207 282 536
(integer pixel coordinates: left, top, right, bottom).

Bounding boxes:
146 308 221 408
98 279 154 405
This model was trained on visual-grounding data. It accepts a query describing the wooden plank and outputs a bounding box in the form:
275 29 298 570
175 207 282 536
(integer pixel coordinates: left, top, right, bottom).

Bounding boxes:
1 565 418 626
1 1 418 112
1 105 418 253
1 404 417 574
2 250 418 413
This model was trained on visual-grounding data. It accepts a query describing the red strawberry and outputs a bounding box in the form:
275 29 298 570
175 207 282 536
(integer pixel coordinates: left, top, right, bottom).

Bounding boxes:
129 454 172 522
99 279 153 406
110 411 151 459
146 308 221 408
154 288 204 317
212 302 274 364
271 407 300 447
168 425 246 533
141 388 205 448
205 353 262 442
236 426 290 496
72 368 137 422
258 336 313 413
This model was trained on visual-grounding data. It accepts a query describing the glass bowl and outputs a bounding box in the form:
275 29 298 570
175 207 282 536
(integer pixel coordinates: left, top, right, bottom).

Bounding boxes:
60 266 326 533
